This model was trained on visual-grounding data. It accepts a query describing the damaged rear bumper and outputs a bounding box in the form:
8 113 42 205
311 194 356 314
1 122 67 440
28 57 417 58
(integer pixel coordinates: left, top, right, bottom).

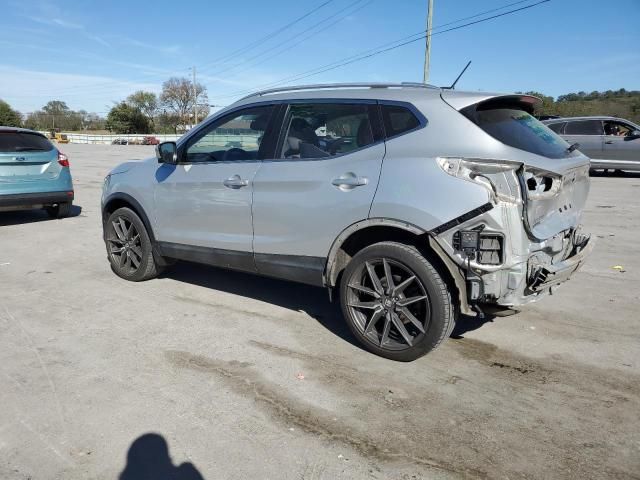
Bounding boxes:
431 201 594 312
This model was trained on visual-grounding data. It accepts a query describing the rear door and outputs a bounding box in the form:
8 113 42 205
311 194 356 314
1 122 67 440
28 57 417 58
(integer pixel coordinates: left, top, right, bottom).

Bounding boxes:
251 101 385 285
153 104 276 267
0 131 59 194
562 120 604 159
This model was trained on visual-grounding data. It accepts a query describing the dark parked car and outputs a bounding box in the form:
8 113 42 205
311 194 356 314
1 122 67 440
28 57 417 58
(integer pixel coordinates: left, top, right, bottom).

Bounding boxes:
543 116 640 172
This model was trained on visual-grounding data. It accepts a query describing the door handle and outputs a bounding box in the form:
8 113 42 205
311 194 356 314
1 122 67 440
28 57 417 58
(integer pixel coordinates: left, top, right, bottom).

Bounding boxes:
331 172 368 190
605 140 614 144
223 175 249 189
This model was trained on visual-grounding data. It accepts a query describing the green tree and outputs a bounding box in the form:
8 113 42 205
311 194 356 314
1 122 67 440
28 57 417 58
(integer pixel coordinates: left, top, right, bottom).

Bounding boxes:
160 77 208 132
127 91 158 129
0 100 22 127
105 102 150 134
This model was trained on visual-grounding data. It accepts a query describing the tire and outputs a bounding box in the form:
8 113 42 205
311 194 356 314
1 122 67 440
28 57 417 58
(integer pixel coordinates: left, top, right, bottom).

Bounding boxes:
340 241 455 361
46 202 72 219
104 207 162 282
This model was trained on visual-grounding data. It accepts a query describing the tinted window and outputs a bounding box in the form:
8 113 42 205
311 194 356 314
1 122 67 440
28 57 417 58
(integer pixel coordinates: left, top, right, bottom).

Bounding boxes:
280 103 374 159
381 105 420 137
185 105 274 162
463 107 570 159
0 132 54 153
547 122 565 134
565 120 604 135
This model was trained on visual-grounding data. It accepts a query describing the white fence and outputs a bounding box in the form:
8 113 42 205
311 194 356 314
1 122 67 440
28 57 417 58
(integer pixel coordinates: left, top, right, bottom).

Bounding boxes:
41 132 182 145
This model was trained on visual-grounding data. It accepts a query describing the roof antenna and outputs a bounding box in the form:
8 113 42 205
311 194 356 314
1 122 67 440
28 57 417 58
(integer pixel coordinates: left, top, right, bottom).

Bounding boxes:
444 60 472 90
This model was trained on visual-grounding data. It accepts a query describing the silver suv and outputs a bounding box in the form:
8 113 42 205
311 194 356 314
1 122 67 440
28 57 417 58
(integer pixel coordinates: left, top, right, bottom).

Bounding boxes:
102 83 593 361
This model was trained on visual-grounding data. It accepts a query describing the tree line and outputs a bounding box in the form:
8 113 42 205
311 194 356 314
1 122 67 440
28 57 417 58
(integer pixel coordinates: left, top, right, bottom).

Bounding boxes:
0 76 210 134
2 87 639 133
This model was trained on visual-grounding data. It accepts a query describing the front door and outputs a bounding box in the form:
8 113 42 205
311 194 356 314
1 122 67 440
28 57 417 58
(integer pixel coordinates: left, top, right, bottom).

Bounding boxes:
603 120 640 162
251 101 385 285
154 104 275 269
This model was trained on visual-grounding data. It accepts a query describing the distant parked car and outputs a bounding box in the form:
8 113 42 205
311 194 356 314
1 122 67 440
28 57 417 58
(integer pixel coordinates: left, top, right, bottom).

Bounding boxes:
0 127 74 217
536 115 560 121
112 138 129 145
543 116 640 171
143 136 160 145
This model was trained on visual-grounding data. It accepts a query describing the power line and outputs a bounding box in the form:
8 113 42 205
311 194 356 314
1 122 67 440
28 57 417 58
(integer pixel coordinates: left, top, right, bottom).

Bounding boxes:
17 0 336 98
197 0 370 79
7 0 549 105
213 0 374 80
209 0 551 100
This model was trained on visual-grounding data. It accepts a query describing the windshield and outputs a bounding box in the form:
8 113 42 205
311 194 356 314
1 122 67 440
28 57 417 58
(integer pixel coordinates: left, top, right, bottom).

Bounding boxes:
0 132 55 153
463 107 573 159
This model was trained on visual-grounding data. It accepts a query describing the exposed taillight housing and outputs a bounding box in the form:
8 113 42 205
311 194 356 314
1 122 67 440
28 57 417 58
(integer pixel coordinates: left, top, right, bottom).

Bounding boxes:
58 151 70 167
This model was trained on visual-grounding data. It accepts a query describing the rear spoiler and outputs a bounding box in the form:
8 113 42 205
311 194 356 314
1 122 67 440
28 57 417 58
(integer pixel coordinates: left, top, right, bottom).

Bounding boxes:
441 91 541 115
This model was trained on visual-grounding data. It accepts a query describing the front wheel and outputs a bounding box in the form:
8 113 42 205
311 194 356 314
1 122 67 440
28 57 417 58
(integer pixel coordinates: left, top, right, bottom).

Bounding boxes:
104 207 162 282
340 242 455 361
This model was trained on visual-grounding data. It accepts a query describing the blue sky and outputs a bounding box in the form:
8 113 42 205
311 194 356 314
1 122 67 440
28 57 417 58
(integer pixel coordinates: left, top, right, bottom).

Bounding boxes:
1 0 639 115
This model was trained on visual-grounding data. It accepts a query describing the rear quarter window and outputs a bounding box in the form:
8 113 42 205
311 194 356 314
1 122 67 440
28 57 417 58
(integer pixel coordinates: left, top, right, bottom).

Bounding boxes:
381 105 420 138
0 132 55 153
546 122 566 134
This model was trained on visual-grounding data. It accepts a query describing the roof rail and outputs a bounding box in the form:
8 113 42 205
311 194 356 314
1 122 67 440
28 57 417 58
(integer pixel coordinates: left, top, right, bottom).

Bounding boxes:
237 82 439 102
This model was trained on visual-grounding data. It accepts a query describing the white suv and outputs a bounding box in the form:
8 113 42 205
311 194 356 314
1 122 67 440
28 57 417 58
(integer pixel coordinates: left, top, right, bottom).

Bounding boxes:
102 83 593 361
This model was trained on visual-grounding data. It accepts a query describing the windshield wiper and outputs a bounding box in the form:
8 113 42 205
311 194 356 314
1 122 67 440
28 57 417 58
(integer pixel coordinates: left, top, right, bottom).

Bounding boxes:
566 142 580 154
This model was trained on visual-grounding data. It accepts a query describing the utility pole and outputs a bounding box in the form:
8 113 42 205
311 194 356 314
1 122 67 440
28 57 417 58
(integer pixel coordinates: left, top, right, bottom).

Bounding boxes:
423 0 434 84
192 66 198 126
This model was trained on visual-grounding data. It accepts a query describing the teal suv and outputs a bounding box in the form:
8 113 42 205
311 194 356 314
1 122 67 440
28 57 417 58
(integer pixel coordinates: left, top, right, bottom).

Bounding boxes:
0 127 74 218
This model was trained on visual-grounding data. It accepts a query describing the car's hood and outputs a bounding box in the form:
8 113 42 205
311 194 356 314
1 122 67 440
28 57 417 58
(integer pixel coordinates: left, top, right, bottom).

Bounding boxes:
110 157 156 175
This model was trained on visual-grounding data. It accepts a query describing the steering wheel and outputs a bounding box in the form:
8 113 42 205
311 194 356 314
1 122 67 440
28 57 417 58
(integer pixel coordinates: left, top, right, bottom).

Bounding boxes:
223 148 248 162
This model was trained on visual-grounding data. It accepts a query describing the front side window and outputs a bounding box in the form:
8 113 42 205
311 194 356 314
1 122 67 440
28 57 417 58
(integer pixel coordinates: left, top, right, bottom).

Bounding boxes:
280 103 375 159
564 120 604 136
603 120 635 137
185 105 274 163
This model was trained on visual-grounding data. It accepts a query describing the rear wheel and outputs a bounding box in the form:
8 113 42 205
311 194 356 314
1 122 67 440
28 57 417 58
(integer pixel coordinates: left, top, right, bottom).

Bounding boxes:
340 242 455 361
104 207 162 281
46 202 72 219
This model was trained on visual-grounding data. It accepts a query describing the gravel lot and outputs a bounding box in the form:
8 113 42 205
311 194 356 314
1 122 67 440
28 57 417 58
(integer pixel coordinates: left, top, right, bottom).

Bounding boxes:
1 144 638 480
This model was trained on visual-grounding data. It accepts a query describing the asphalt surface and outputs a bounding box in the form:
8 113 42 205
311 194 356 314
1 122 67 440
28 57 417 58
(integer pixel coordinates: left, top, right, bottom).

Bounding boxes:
1 144 638 480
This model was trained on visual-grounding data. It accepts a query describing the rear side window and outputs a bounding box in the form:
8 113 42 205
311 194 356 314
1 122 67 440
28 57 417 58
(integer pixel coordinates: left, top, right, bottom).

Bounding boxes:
565 120 604 135
381 105 420 138
547 122 565 134
0 132 54 153
462 106 570 159
280 103 377 159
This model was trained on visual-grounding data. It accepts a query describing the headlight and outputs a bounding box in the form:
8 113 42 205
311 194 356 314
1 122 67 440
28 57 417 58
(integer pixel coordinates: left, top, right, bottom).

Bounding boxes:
103 174 111 191
437 157 522 204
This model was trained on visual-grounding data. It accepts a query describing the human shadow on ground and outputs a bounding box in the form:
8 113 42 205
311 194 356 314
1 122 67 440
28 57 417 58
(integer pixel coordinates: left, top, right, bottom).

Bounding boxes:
119 433 205 480
0 205 82 227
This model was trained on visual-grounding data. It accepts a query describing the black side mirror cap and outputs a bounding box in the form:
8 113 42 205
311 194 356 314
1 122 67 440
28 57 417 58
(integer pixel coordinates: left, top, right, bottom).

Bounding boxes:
156 142 178 164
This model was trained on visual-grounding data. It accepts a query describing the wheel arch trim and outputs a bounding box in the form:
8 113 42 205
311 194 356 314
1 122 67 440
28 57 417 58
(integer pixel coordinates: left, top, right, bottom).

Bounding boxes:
102 192 156 243
323 217 472 315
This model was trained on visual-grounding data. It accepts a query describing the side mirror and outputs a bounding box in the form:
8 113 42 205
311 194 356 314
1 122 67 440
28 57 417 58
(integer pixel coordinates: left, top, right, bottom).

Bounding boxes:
156 142 178 164
632 130 640 138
